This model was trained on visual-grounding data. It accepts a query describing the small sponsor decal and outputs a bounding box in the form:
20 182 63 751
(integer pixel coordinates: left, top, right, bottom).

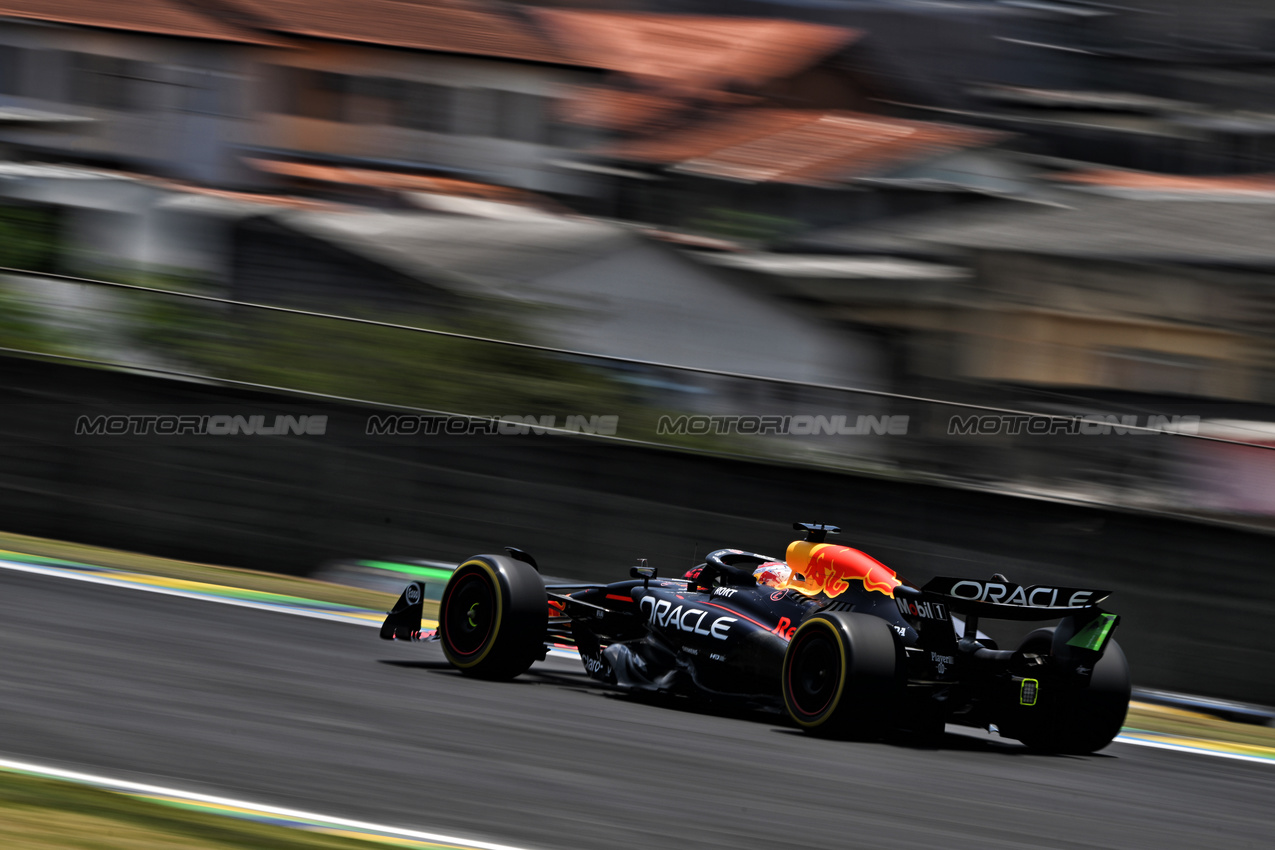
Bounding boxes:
896 597 946 620
405 585 421 606
770 616 798 641
581 649 609 678
930 652 954 675
713 587 738 598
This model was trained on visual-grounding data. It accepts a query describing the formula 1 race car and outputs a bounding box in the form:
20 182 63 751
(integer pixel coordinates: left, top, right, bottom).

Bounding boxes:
380 523 1131 753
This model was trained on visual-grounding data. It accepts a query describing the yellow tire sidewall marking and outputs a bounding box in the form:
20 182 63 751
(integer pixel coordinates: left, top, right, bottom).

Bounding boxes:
443 559 504 669
784 617 848 729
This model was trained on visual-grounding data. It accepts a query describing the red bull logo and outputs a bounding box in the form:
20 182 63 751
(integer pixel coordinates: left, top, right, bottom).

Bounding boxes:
780 541 901 598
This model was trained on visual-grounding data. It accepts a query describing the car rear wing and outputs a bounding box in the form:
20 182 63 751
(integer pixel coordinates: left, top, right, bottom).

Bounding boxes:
919 577 1110 620
918 577 1120 658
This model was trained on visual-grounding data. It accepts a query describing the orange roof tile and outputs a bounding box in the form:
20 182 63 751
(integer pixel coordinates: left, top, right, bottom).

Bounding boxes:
0 0 279 44
1054 169 1275 193
229 0 577 64
532 11 859 90
246 158 565 209
172 184 343 211
48 165 347 209
556 88 691 133
601 110 1003 187
556 86 758 133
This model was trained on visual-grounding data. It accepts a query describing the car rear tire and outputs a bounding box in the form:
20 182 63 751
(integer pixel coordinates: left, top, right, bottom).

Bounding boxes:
438 555 545 680
1010 627 1131 754
782 611 903 738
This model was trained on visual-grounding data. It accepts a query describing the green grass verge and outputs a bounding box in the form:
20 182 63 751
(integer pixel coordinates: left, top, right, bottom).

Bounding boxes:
1125 702 1275 750
0 530 441 621
0 770 394 850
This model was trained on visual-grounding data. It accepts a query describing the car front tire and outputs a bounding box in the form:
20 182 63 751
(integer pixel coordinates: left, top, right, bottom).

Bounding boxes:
438 554 545 680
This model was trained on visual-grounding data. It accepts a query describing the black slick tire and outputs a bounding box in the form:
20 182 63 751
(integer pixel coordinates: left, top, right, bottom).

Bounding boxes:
781 611 903 738
438 554 546 680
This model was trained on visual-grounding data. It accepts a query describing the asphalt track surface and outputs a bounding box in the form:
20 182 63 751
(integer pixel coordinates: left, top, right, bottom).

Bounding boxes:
2 570 1272 850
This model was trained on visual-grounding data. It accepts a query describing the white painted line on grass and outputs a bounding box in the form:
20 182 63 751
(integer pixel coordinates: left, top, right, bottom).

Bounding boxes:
0 558 379 627
0 755 539 850
1112 734 1275 766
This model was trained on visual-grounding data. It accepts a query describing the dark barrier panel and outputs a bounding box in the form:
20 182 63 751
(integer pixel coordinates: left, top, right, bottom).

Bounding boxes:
0 355 1272 704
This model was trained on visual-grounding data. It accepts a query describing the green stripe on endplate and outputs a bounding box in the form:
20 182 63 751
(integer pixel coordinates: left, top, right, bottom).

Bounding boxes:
1067 612 1119 652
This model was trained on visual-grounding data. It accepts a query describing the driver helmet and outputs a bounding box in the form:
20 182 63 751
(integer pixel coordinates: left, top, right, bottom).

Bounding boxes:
753 561 791 588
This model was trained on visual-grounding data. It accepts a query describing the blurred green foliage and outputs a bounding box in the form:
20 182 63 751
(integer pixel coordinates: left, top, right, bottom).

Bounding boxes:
108 276 859 460
0 204 61 272
0 286 69 354
125 283 774 457
0 259 837 461
684 208 803 244
0 203 73 355
133 284 639 418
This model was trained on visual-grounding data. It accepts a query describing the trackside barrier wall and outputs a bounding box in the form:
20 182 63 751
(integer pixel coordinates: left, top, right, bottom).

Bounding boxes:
0 355 1272 704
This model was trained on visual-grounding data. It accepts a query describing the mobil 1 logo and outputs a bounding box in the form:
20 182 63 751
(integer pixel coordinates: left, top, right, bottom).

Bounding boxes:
897 597 947 621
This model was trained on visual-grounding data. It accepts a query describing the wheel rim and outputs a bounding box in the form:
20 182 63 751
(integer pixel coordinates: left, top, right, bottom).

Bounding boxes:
788 629 841 718
443 571 496 657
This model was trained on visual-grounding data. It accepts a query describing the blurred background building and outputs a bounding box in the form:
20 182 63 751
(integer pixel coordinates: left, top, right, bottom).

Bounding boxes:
4 0 1275 522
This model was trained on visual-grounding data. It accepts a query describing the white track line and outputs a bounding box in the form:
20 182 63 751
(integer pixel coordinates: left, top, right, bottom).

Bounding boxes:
1112 735 1275 765
0 558 378 626
0 756 537 850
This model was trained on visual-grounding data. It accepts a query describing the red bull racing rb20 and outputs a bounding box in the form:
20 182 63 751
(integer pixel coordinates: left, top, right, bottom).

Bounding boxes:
381 523 1131 753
